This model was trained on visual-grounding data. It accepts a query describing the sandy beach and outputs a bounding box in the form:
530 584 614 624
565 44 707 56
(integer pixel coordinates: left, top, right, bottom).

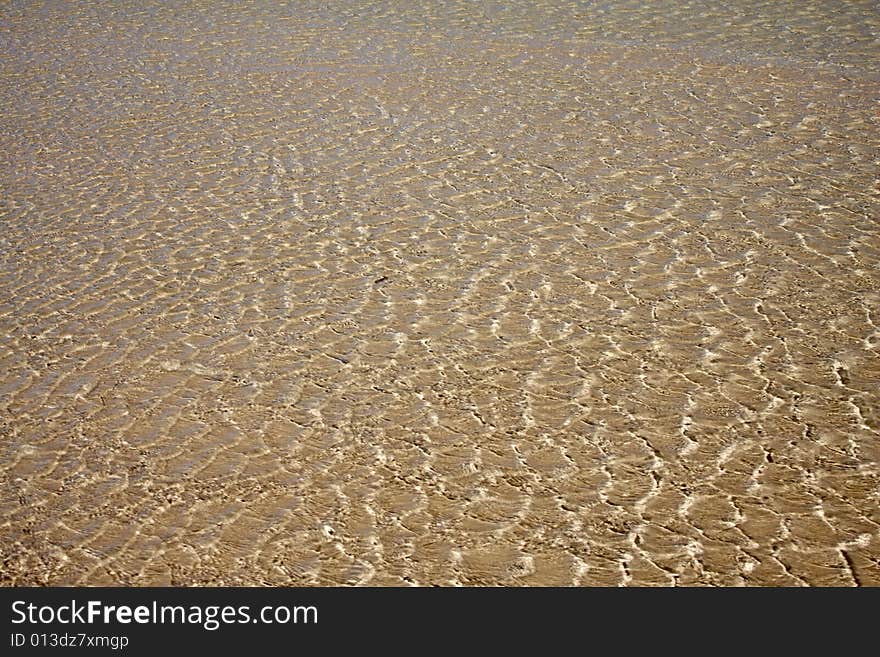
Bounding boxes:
1 1 878 585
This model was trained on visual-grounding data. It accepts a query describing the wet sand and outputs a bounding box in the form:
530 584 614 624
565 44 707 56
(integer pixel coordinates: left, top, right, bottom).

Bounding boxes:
1 1 878 585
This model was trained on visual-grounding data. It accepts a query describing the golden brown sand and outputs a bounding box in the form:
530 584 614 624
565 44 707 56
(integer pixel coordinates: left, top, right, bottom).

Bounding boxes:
1 2 878 585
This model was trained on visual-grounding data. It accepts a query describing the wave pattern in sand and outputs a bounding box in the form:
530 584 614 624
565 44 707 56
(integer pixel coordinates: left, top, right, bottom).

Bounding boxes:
1 1 878 585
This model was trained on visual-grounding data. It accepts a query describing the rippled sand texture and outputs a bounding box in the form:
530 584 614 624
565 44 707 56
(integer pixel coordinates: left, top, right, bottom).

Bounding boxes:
1 1 879 586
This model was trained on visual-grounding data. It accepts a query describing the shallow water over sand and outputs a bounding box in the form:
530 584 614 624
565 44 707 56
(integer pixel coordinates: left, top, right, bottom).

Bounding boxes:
1 1 878 585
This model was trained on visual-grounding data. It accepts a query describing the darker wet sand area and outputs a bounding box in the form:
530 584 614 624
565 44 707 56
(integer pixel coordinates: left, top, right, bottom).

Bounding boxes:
1 2 878 585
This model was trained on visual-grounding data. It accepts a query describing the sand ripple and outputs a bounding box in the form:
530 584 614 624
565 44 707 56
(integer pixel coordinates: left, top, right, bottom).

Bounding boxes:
1 1 878 585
